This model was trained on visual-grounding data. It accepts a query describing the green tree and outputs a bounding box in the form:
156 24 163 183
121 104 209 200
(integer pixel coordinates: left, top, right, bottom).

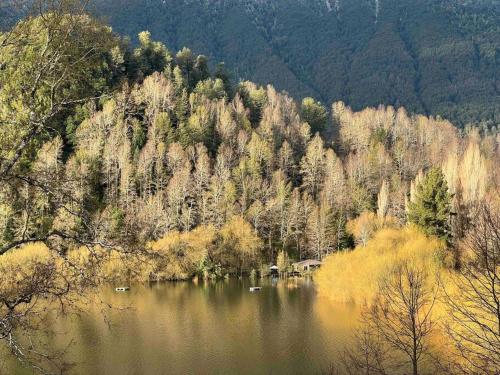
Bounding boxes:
0 11 122 254
300 97 328 134
194 55 210 84
408 168 452 242
176 47 195 89
133 31 172 79
215 62 232 96
237 82 267 126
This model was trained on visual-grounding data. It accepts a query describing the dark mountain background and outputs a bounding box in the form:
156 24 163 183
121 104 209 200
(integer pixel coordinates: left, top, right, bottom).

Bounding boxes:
6 0 498 127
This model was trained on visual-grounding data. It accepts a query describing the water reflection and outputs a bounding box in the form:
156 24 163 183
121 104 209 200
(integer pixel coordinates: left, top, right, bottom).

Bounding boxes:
5 278 359 375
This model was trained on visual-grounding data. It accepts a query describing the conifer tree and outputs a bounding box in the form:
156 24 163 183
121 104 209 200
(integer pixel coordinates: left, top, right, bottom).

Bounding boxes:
408 168 452 242
300 97 328 134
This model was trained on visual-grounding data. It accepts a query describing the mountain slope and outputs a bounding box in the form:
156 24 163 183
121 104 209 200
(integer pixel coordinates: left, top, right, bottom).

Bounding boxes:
93 0 498 126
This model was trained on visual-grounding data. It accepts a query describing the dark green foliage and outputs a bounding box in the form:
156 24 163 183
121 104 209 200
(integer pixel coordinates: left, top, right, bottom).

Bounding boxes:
93 0 499 127
132 120 147 151
155 112 177 145
66 103 94 147
300 98 328 134
237 83 268 126
110 207 125 234
132 31 173 80
194 78 227 100
175 89 190 123
408 168 452 242
370 127 390 147
176 47 196 89
194 55 210 83
215 62 232 97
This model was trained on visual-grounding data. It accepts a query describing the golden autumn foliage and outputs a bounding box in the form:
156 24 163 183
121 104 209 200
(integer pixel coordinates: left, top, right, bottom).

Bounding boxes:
67 246 148 282
316 226 446 304
0 243 54 288
0 243 52 267
216 216 263 274
148 225 216 280
64 220 261 282
346 211 398 247
0 243 69 308
66 226 218 282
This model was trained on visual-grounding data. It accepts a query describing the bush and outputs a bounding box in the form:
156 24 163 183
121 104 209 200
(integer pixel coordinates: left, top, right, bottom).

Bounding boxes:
316 226 446 303
148 225 216 281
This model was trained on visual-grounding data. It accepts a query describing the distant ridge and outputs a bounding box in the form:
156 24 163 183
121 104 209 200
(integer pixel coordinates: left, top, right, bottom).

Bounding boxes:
6 0 496 127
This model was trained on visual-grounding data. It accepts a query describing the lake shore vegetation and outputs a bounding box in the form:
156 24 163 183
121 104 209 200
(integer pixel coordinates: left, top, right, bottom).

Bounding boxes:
0 1 498 373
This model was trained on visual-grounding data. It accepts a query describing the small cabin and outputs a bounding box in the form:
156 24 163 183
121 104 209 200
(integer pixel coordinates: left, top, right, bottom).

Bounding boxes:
269 265 279 277
292 259 322 273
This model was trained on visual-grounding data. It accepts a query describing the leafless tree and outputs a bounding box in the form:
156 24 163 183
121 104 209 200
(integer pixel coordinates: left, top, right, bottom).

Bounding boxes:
340 322 391 375
341 262 439 375
443 200 500 374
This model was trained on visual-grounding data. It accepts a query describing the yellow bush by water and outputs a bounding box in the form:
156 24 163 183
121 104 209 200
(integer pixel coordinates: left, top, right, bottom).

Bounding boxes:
316 226 446 303
0 243 61 299
148 225 216 280
0 242 52 267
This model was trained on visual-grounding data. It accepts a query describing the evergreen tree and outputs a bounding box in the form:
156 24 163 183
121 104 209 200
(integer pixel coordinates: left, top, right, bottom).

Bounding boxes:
300 97 328 134
176 47 195 89
215 62 232 97
133 31 172 79
194 55 210 83
408 168 452 242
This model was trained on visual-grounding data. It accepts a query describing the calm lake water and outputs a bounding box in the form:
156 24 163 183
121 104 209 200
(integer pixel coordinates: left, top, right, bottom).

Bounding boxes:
6 278 359 375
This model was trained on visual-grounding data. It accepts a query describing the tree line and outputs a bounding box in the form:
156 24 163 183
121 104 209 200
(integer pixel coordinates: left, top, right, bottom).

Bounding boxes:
0 1 499 373
1 4 499 275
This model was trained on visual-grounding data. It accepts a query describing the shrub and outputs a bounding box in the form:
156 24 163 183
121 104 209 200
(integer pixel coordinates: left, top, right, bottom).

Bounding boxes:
316 226 446 303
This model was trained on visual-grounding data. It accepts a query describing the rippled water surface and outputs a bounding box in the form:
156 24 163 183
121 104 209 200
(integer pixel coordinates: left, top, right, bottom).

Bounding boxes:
7 278 359 375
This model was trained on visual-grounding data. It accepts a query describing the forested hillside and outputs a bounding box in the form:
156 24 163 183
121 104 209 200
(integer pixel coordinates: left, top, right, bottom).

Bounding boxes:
91 0 500 127
1 4 500 373
1 16 498 278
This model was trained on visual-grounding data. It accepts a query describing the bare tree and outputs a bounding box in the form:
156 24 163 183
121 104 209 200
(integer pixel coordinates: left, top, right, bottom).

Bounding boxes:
342 262 439 375
443 200 500 374
340 322 391 375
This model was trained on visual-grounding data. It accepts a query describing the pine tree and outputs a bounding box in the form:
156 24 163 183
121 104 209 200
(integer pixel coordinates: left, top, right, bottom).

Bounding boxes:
300 97 328 134
408 168 452 242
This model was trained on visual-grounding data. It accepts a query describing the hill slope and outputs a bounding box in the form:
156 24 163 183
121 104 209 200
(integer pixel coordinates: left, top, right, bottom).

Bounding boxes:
92 0 499 127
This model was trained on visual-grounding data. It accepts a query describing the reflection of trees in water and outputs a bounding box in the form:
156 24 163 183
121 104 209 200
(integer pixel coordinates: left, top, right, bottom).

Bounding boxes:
5 279 355 374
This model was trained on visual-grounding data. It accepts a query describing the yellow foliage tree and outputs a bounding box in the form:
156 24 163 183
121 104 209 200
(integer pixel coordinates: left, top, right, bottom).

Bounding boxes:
217 216 262 275
149 225 216 281
316 226 446 303
0 243 55 294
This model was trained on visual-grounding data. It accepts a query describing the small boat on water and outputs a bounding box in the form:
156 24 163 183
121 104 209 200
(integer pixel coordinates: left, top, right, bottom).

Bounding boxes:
249 287 262 292
115 287 130 292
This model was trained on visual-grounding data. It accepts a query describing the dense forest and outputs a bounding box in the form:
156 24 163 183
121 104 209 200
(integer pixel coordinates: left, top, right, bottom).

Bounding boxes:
0 2 499 374
90 0 500 128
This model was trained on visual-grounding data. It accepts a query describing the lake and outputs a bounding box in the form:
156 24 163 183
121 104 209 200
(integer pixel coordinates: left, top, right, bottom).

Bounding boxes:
5 278 359 375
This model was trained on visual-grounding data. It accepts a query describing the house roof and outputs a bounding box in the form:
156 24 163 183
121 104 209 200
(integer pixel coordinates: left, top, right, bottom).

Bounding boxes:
293 259 322 267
